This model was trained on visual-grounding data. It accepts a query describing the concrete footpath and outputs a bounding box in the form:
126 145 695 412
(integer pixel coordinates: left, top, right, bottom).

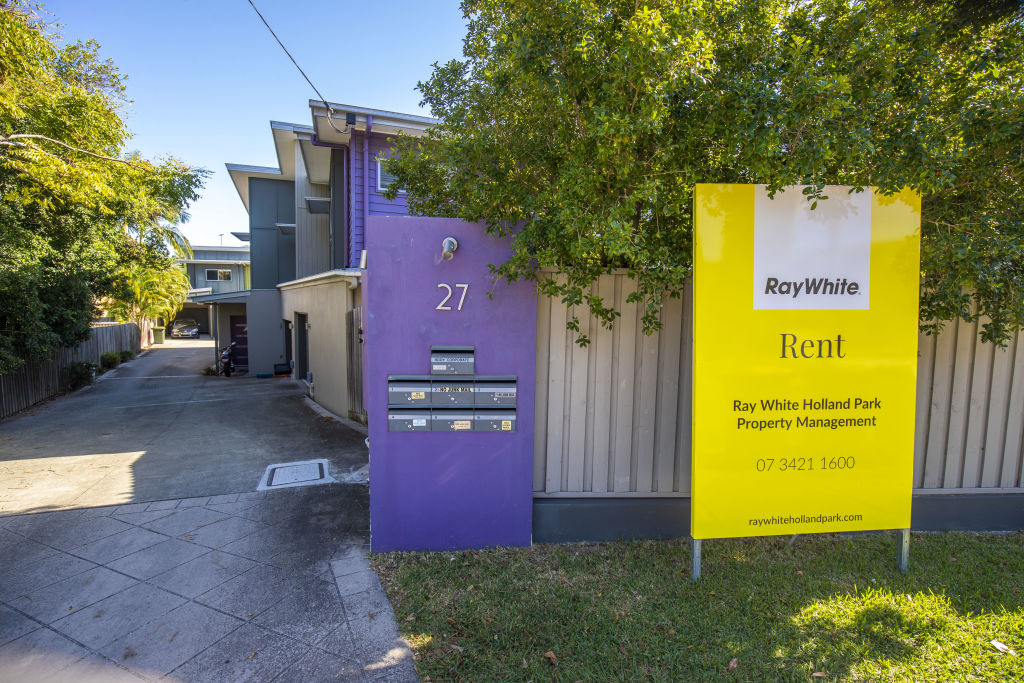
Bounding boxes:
0 340 417 681
0 485 417 682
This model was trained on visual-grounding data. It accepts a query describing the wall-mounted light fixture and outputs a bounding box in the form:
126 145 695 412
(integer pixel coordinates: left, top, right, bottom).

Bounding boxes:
441 237 459 261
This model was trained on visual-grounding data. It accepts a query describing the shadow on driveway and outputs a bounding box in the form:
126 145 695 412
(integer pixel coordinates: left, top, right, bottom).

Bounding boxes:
0 340 368 516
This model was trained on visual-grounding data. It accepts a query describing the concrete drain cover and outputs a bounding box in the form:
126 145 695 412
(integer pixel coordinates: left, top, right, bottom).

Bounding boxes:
257 459 337 491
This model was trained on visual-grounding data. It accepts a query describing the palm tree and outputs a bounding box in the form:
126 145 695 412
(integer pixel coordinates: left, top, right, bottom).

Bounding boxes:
143 219 193 260
109 264 190 344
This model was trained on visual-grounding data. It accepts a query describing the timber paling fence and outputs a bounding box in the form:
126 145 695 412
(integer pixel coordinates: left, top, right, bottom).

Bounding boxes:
0 323 140 420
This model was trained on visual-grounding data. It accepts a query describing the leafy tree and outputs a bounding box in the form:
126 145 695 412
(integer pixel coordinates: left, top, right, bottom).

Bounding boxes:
385 0 1024 344
0 1 206 373
0 192 121 371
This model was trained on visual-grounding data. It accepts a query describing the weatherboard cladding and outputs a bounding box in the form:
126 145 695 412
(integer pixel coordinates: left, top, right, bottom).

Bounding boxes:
186 263 246 294
192 248 250 262
348 131 410 268
294 142 331 279
330 148 348 269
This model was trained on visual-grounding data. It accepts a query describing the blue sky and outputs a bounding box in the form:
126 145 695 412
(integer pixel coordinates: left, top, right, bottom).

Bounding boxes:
45 0 467 247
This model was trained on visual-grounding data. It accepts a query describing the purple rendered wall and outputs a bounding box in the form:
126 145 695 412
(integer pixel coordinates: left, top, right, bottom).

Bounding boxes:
365 217 537 551
348 133 410 267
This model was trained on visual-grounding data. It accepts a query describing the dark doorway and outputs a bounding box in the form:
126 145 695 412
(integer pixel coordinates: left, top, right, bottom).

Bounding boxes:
283 319 293 369
230 315 249 370
295 313 309 381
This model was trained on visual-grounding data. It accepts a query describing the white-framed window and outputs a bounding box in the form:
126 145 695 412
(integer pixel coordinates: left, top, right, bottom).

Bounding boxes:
205 269 232 281
377 158 403 193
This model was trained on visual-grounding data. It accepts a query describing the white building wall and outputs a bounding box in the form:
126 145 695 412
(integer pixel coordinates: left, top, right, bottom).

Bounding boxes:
280 278 358 419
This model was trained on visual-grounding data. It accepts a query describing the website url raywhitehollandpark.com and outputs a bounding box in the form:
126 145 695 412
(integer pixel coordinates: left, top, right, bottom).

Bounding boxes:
749 513 864 528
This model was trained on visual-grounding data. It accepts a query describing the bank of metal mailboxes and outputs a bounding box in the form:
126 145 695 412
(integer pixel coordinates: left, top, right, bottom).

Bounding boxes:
430 346 475 375
387 346 518 433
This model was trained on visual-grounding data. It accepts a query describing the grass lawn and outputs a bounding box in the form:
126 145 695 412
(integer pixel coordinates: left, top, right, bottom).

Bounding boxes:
372 532 1024 681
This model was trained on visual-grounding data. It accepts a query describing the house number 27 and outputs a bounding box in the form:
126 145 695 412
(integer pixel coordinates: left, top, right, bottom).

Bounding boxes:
436 283 469 311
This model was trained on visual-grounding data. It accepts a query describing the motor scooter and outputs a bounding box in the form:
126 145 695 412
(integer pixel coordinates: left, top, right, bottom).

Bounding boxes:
220 341 236 376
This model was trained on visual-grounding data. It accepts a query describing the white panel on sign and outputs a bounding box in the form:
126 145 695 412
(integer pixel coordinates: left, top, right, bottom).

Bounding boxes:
753 185 871 310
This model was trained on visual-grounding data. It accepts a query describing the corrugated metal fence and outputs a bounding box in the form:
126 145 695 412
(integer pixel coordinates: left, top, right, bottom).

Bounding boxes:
534 272 1024 497
0 323 141 420
915 317 1024 491
535 274 692 496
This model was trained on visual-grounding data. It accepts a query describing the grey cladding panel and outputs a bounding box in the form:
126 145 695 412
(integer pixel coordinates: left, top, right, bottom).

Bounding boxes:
278 231 296 284
248 177 296 288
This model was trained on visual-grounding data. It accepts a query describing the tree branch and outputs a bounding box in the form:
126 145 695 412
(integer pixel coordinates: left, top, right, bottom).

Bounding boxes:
0 133 147 170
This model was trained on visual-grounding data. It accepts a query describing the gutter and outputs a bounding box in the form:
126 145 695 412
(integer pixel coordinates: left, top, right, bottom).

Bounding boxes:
363 114 372 269
309 134 347 150
350 132 357 267
277 268 362 292
308 100 438 127
176 259 250 265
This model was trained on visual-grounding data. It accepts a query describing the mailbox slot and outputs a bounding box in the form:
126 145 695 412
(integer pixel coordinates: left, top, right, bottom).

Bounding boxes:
430 345 475 376
387 409 431 432
474 378 517 406
474 410 517 432
431 379 475 405
387 379 431 405
431 410 475 432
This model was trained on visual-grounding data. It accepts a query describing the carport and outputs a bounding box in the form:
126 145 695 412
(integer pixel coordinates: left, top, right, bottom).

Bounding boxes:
191 288 286 376
171 304 211 335
190 290 249 372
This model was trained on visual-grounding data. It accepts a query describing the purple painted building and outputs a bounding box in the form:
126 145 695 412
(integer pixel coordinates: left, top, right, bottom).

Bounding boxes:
217 103 437 422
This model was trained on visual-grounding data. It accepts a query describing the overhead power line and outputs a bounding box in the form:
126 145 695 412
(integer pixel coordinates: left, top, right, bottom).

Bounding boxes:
245 0 348 135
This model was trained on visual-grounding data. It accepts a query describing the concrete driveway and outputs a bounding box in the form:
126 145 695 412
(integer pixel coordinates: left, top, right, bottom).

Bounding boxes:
0 340 418 681
0 338 369 515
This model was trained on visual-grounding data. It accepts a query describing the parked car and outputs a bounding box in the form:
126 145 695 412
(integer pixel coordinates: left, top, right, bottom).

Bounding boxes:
170 318 200 338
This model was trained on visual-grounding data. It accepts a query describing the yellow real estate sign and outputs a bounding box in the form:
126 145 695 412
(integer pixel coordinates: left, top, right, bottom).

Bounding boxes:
691 184 920 539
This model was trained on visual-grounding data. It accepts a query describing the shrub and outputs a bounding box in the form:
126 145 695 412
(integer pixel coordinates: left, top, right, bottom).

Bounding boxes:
67 361 97 390
100 351 120 369
119 349 136 362
201 365 217 376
